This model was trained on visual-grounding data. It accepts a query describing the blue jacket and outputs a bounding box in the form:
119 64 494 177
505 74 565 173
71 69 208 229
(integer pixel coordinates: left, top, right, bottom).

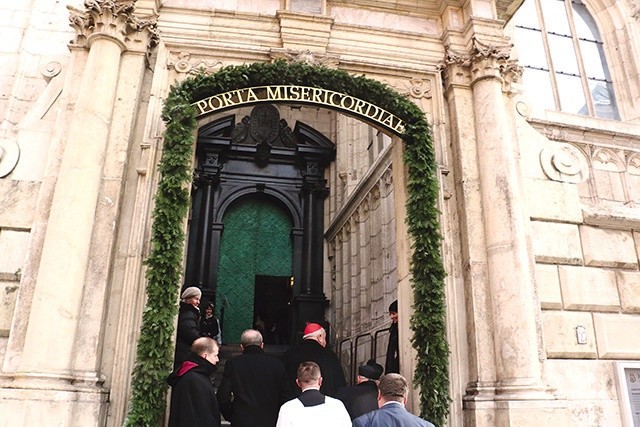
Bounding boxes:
352 402 435 427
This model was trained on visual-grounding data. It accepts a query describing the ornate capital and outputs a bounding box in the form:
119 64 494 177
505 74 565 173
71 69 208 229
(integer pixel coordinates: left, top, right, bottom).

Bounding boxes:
441 37 522 91
68 0 159 54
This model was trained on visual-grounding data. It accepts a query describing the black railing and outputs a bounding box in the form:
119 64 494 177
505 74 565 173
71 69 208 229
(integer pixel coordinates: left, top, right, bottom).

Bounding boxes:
336 326 391 385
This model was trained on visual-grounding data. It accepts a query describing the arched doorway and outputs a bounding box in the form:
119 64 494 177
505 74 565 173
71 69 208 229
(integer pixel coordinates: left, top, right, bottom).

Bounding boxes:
182 104 336 344
216 196 293 343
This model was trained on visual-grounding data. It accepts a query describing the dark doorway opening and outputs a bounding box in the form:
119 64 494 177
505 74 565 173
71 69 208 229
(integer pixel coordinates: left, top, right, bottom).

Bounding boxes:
253 275 292 345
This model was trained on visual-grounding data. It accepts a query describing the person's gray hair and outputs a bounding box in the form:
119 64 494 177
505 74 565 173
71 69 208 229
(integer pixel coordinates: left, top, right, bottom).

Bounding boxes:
378 373 408 402
240 329 263 347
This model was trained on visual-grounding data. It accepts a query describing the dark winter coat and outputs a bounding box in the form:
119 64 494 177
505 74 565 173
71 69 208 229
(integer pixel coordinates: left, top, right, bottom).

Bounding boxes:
283 339 346 397
385 322 399 374
174 302 200 369
167 353 221 427
217 345 292 427
335 380 379 420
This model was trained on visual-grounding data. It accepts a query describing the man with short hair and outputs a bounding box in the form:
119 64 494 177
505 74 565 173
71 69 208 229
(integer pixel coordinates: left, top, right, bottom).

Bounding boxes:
167 337 221 427
352 373 435 427
335 359 383 419
283 323 346 397
217 329 291 427
276 361 351 427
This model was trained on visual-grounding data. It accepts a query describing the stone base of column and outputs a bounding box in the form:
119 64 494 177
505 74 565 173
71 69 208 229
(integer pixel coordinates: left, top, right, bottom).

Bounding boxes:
0 373 108 426
464 382 570 427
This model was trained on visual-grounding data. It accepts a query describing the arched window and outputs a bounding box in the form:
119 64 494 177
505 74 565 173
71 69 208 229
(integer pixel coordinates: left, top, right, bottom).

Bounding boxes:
512 0 619 120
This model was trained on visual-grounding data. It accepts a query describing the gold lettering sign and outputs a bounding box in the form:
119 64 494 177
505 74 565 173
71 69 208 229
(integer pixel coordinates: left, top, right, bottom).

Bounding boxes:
192 85 405 135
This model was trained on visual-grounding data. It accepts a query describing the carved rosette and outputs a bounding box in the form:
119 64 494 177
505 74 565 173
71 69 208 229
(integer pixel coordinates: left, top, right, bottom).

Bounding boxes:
441 37 522 91
68 0 159 54
539 143 589 183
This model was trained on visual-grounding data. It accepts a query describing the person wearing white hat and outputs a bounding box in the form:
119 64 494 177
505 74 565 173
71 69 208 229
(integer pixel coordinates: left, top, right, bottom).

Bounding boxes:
173 286 202 369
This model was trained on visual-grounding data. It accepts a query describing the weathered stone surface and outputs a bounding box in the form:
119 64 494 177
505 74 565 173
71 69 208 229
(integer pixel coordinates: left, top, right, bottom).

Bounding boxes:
542 310 597 358
580 226 637 269
535 263 562 309
593 313 640 359
0 281 19 336
558 266 620 312
615 271 640 313
0 229 30 275
525 179 583 223
0 180 39 229
531 221 583 265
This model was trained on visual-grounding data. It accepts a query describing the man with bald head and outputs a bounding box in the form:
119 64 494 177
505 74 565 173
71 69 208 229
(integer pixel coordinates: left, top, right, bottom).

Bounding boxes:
217 329 291 427
283 322 346 397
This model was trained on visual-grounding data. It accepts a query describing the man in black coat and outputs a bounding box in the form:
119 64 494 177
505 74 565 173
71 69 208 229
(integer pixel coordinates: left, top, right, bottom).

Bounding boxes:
282 323 346 397
217 329 291 427
385 300 399 374
335 359 383 419
167 337 221 427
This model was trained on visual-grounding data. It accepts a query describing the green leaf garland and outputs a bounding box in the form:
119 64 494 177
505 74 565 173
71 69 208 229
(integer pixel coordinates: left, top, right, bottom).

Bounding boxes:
126 60 450 426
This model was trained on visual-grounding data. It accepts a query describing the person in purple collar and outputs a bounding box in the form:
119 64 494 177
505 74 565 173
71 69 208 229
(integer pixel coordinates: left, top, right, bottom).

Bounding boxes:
352 373 435 427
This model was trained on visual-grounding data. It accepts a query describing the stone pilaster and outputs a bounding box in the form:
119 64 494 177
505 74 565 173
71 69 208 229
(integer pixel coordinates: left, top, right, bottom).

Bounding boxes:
0 2 158 425
443 36 566 425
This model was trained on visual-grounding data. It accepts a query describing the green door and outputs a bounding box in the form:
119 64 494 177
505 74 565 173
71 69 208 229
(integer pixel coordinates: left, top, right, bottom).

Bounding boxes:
216 197 293 343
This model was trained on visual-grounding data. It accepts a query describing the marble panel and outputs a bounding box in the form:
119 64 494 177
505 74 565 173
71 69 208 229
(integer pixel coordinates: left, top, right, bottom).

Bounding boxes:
542 310 597 358
531 221 583 265
535 263 563 309
615 271 640 313
593 313 640 359
558 266 620 312
525 179 583 223
580 226 638 269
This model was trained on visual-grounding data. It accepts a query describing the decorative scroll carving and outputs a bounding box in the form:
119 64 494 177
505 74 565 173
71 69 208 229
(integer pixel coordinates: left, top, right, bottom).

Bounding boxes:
539 143 589 183
231 105 296 167
168 52 223 75
67 0 159 54
270 48 339 67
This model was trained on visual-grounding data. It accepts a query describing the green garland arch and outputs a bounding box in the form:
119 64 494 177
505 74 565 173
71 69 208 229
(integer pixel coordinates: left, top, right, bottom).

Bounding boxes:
125 60 449 426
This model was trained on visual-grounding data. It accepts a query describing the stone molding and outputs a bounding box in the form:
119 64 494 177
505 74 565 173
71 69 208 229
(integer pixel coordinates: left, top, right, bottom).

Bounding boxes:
67 0 159 54
440 37 522 92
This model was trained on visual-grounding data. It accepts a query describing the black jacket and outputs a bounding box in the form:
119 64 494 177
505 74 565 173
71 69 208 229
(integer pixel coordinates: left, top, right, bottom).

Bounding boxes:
335 380 379 420
174 302 200 369
167 353 221 427
385 322 399 374
283 339 346 397
217 345 291 427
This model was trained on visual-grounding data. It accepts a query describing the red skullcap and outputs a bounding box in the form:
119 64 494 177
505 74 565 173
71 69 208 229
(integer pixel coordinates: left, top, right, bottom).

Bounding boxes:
303 323 323 336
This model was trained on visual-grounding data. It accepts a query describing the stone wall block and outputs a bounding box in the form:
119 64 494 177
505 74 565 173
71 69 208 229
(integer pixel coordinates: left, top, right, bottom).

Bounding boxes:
580 226 638 269
531 221 583 265
535 263 563 309
593 313 640 358
542 310 597 358
0 281 19 336
526 179 583 223
558 266 620 312
0 229 30 276
615 271 640 313
0 180 38 228
277 11 333 51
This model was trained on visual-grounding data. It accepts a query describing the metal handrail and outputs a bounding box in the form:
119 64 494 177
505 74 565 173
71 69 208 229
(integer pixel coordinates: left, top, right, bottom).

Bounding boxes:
338 325 391 385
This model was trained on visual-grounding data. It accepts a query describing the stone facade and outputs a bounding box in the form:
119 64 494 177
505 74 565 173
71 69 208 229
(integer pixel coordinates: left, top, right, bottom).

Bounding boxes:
1 0 640 426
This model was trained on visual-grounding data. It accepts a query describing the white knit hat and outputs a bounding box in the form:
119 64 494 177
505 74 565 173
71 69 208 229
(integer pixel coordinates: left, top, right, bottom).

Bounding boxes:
180 286 202 300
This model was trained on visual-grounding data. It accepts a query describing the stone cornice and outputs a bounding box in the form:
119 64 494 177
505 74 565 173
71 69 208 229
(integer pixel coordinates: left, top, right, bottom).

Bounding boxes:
68 0 159 54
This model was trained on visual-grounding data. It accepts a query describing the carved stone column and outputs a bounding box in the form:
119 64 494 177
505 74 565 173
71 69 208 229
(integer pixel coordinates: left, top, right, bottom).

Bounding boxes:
443 37 560 417
15 0 158 379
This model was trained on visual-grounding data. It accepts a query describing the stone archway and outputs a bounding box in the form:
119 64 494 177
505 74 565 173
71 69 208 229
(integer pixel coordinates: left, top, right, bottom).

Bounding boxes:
126 60 449 426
